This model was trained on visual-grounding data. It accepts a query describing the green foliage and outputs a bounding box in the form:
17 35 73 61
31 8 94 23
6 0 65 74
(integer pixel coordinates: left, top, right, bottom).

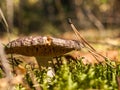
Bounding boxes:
100 0 108 4
15 84 26 90
0 68 4 78
17 58 120 90
0 57 119 90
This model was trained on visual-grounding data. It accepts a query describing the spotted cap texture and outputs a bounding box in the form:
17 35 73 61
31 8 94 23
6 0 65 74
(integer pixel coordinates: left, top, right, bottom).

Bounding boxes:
5 36 82 57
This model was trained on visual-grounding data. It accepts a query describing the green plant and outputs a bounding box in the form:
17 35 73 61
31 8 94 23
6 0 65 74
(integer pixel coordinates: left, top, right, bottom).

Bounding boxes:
23 57 120 90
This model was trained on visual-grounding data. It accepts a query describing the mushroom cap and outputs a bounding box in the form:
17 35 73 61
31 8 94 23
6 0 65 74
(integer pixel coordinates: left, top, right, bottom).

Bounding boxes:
5 36 82 57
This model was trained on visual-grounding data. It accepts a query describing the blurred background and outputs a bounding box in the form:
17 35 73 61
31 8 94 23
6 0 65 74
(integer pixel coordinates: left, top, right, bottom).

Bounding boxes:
0 0 120 37
0 1 120 89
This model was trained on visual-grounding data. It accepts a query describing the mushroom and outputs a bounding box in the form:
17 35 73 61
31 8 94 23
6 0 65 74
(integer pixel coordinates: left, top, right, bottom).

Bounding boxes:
5 36 82 77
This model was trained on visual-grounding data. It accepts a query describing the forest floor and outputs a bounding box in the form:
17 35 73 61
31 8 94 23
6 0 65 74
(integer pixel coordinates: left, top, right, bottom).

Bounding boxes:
0 29 120 89
1 29 120 63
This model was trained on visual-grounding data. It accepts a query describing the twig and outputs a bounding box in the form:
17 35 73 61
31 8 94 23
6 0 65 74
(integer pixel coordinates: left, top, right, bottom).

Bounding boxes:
83 6 105 30
0 43 13 78
0 42 14 89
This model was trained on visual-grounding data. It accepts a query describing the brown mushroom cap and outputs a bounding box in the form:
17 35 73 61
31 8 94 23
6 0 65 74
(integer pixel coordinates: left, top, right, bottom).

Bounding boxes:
5 36 82 57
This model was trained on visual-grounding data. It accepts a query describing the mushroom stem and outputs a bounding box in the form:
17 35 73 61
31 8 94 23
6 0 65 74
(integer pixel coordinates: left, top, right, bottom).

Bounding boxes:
35 57 55 77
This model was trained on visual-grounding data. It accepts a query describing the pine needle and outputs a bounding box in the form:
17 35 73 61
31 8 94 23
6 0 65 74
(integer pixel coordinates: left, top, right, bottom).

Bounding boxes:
0 8 10 42
68 18 115 68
